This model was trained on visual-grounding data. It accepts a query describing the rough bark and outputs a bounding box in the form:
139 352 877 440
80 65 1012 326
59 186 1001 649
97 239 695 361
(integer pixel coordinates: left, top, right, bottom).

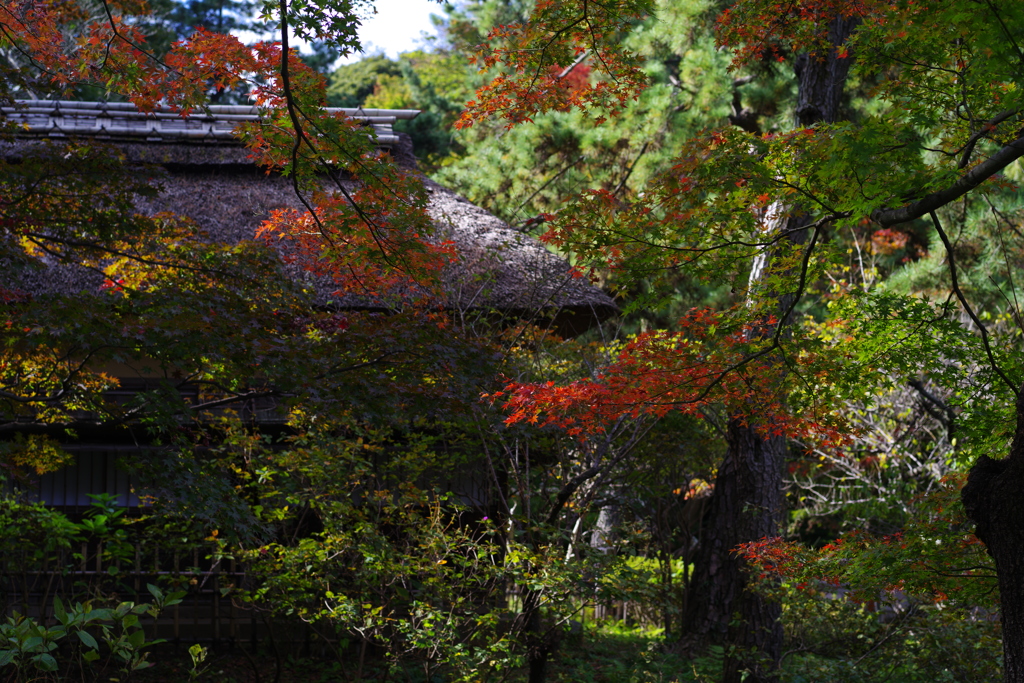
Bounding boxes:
522 588 560 683
872 134 1024 227
684 421 786 683
793 16 859 127
590 504 620 553
962 386 1024 683
680 17 859 682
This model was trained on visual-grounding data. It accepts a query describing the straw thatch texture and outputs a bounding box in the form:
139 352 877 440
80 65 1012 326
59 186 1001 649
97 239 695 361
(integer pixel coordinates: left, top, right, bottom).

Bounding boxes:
423 173 615 333
2 129 616 334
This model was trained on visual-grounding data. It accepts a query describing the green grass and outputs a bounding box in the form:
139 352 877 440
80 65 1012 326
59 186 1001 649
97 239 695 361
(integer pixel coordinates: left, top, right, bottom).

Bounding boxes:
134 624 716 683
540 624 713 683
132 608 1002 683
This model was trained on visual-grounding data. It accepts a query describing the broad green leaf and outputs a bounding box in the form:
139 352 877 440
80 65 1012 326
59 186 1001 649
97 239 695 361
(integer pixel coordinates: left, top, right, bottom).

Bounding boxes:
52 598 67 626
76 630 99 650
126 629 146 650
33 653 58 671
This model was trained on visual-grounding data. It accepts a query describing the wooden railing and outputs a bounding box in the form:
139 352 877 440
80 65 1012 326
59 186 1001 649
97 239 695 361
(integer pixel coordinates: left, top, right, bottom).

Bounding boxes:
0 540 271 652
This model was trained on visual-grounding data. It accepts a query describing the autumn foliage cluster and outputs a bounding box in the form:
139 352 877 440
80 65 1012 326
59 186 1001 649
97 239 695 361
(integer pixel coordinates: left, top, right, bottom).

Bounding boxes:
3 0 1024 678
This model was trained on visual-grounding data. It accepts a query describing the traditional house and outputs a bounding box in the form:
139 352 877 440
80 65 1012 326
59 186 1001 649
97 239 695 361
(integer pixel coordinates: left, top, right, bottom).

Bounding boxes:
2 99 616 510
1 100 616 645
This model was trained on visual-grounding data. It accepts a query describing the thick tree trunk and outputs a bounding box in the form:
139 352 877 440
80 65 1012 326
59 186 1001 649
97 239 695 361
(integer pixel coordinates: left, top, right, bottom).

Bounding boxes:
684 420 786 682
794 16 859 127
962 387 1024 683
680 17 859 681
521 588 559 683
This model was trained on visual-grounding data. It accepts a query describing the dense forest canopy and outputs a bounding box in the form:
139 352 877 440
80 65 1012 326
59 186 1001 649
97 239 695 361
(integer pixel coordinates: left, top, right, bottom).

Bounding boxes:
442 1 1024 680
2 0 1024 681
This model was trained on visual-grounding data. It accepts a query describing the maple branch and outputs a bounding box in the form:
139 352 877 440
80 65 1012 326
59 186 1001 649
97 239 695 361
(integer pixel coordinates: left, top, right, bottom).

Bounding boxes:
908 379 955 435
0 345 115 405
988 200 1024 330
274 2 398 276
583 0 617 83
728 76 760 134
512 154 585 219
541 415 651 526
851 605 917 668
276 0 337 249
524 11 590 98
176 390 278 415
98 1 124 71
557 50 590 79
981 0 1024 69
613 141 648 196
0 3 188 99
545 464 602 526
106 387 280 427
858 292 957 372
957 110 1017 170
283 94 425 235
872 132 1024 227
97 0 164 68
271 47 416 281
589 219 827 421
638 217 826 412
924 570 998 579
301 113 418 206
743 219 823 403
923 563 997 574
494 272 603 353
929 210 1018 397
477 420 512 518
0 21 67 95
314 352 405 380
577 215 830 273
773 222 820 335
21 232 240 279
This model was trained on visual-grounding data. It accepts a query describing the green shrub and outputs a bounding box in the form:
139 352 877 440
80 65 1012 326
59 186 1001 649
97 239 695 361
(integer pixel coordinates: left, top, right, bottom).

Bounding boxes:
0 586 185 683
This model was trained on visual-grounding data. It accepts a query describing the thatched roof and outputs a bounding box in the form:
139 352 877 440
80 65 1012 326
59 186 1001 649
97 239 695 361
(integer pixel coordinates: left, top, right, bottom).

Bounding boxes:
2 101 616 335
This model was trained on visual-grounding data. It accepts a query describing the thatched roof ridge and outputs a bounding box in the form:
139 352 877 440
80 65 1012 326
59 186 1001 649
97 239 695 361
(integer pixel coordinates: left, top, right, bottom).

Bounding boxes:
3 100 416 146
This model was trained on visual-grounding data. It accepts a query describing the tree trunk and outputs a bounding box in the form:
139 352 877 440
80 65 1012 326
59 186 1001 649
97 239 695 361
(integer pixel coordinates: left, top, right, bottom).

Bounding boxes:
962 387 1024 683
681 16 859 682
684 420 786 682
794 16 859 127
590 504 620 554
521 588 559 683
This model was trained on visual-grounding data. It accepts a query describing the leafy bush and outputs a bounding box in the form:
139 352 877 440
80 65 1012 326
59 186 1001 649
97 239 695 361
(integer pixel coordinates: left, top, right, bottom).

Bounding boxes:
780 589 1001 683
0 586 185 682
